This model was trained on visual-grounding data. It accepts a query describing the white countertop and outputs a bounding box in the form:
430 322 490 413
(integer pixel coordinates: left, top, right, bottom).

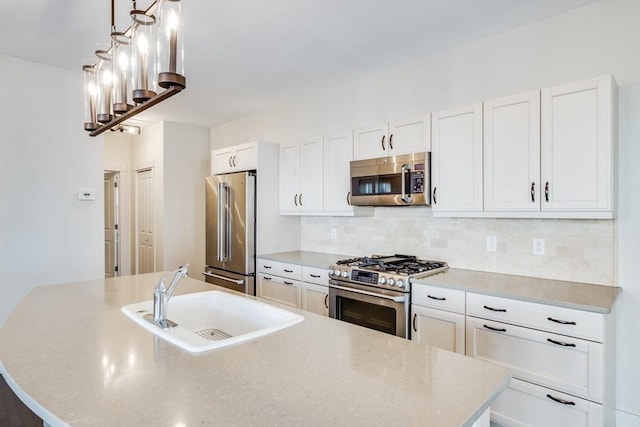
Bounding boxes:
413 268 619 313
257 250 351 269
0 273 510 426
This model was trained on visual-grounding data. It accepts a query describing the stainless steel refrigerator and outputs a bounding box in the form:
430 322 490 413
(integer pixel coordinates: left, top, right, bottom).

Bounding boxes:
203 171 256 295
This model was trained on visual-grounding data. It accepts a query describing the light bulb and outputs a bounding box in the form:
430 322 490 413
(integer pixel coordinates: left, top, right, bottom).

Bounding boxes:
118 51 128 71
102 69 112 85
167 11 179 31
137 33 148 54
87 82 97 97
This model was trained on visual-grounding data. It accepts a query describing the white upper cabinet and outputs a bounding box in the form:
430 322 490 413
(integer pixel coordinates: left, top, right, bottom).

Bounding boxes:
484 90 541 212
431 103 483 213
279 137 323 215
541 75 614 216
323 132 355 214
211 141 257 174
353 115 430 160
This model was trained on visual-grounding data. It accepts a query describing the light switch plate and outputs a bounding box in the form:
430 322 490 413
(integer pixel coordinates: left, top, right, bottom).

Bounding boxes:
486 236 497 252
78 189 96 200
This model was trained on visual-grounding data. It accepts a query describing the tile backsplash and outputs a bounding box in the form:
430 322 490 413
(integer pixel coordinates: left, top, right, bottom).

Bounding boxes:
301 207 616 285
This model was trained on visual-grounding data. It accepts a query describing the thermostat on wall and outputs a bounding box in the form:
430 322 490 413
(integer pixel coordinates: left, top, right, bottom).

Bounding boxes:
78 189 96 201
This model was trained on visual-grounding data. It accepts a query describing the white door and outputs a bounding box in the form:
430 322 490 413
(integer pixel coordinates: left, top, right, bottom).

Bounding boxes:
484 91 541 212
353 123 388 160
136 168 155 274
323 131 353 213
279 143 300 213
411 305 465 354
541 76 613 212
388 114 430 155
431 103 483 212
299 137 323 212
104 171 119 278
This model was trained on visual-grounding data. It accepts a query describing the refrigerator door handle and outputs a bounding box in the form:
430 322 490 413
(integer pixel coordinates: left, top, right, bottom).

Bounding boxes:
202 271 245 285
217 182 231 262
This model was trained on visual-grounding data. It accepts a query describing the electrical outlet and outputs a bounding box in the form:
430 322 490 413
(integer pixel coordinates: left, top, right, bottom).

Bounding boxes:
486 236 497 252
532 238 545 256
330 228 337 240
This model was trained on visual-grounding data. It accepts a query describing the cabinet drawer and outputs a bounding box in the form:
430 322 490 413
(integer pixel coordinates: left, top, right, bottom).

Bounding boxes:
257 273 300 308
492 378 603 427
467 293 604 342
412 284 465 314
466 317 603 402
257 259 302 280
301 266 328 286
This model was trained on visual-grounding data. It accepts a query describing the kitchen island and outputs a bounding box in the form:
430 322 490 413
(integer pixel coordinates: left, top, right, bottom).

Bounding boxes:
0 273 510 426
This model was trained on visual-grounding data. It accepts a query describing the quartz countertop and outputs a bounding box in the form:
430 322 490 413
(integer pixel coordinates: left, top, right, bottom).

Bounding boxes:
412 268 620 313
257 250 351 269
0 273 510 426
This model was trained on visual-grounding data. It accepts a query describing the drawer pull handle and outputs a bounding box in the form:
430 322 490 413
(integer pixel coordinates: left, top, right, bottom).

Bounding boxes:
483 324 507 332
427 295 446 301
547 338 576 347
483 305 507 312
263 276 272 280
284 281 294 285
547 317 576 325
413 313 418 332
310 274 321 278
546 394 576 406
263 265 272 269
284 269 294 273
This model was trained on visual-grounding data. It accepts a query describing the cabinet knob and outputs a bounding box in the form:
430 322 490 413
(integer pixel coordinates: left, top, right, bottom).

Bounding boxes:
294 194 298 206
381 135 386 151
232 155 237 167
546 394 576 406
432 187 437 204
545 181 550 202
531 182 535 203
299 193 303 206
228 156 233 167
412 313 418 332
389 133 393 150
324 294 329 309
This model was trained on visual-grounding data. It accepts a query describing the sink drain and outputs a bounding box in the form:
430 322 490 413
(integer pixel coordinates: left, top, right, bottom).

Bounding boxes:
196 328 233 341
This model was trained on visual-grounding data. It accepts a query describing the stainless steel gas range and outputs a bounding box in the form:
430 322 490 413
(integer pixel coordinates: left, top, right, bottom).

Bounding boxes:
328 254 448 338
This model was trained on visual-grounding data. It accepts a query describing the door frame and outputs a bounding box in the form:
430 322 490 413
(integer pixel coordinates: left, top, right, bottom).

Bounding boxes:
104 170 121 277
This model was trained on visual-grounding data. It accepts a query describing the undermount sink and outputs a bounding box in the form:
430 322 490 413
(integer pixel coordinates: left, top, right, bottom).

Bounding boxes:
121 290 304 353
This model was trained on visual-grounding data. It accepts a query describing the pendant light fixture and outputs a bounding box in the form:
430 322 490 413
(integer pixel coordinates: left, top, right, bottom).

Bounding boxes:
82 0 186 137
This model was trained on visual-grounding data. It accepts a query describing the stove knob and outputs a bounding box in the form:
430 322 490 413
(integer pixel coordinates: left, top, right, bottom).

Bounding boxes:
387 278 395 287
378 277 386 285
328 269 334 276
396 279 404 288
341 271 349 278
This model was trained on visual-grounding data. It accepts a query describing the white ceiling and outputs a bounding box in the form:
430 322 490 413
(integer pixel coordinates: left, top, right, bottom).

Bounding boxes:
0 0 595 128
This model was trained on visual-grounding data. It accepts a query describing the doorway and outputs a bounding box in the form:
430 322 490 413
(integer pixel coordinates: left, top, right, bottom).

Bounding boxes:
104 171 120 278
136 168 155 273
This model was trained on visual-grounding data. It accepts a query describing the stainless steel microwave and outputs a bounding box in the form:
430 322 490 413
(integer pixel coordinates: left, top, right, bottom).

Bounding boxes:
349 152 430 206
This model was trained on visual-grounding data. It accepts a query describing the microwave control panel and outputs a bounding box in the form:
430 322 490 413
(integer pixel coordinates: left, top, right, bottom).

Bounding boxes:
411 168 425 194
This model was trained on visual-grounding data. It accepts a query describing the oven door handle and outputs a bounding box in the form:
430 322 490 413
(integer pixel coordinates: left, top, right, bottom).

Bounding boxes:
330 284 406 302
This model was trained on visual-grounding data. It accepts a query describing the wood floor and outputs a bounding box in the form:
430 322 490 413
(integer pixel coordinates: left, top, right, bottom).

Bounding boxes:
0 375 42 427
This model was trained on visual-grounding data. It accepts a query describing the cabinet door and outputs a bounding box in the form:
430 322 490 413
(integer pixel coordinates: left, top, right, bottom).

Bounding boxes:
492 378 603 427
353 124 388 160
301 282 329 316
299 137 323 212
541 75 613 213
211 148 234 174
232 143 257 172
257 273 300 308
466 317 604 402
323 132 354 213
411 305 465 354
484 91 541 212
388 114 430 155
431 103 483 212
279 142 300 213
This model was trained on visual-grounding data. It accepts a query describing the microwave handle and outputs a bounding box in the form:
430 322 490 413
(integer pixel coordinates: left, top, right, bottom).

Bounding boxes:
401 164 413 204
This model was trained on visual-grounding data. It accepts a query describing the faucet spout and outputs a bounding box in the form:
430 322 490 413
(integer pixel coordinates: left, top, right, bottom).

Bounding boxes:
147 264 189 329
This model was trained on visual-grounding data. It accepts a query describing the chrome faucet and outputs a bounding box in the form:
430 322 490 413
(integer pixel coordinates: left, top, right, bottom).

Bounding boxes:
146 264 189 329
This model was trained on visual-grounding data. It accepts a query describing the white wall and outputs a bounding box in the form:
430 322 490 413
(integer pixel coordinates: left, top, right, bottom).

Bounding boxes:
0 55 104 323
209 1 640 423
162 121 210 275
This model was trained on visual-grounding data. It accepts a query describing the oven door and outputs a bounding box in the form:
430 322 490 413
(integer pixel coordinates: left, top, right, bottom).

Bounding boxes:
329 281 409 338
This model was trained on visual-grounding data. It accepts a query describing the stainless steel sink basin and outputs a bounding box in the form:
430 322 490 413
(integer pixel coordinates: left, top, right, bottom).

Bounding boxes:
121 290 304 353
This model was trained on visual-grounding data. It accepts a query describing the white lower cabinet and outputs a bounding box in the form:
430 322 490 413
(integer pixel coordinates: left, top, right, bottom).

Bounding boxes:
491 378 603 427
256 272 300 309
301 282 329 316
411 284 466 354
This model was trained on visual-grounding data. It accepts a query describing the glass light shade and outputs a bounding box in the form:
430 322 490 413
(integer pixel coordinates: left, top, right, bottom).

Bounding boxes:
111 29 133 114
94 47 113 124
82 61 98 131
130 10 158 103
157 0 185 89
